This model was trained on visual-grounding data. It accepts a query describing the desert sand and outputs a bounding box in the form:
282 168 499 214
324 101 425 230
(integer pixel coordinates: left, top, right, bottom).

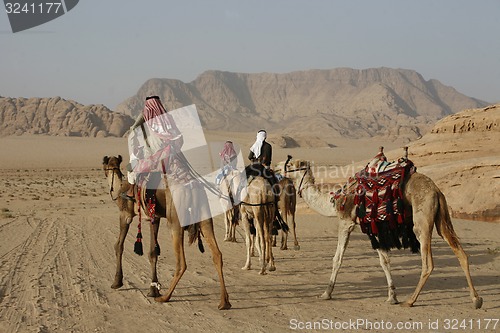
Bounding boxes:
0 134 499 333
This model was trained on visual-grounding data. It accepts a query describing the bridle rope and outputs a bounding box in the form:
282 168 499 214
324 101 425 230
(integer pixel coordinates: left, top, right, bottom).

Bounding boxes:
105 167 121 201
284 166 310 197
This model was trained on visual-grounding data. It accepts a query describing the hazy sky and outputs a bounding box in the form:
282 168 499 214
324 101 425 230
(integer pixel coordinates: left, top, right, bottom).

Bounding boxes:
1 0 499 109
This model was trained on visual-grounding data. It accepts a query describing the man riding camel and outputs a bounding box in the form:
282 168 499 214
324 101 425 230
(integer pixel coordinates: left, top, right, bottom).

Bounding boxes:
244 130 286 231
122 95 183 201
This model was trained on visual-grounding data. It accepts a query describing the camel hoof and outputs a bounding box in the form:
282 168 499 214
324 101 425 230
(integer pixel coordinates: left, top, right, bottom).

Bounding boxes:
147 287 161 298
400 302 413 308
218 302 232 310
111 282 123 289
319 292 331 300
280 246 287 250
259 270 267 275
294 245 300 251
242 266 251 270
154 296 170 303
387 298 399 305
269 266 276 272
474 297 483 309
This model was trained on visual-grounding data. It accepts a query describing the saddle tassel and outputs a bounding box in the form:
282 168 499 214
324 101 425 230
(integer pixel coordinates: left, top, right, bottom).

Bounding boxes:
134 187 144 256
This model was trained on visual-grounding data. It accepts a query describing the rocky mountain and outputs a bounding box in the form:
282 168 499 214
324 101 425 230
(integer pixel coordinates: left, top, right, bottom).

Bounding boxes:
0 97 133 137
404 104 500 221
116 68 488 140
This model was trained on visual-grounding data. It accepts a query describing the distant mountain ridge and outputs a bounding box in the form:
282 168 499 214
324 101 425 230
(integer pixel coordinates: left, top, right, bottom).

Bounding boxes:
0 97 133 137
0 68 489 141
116 67 488 140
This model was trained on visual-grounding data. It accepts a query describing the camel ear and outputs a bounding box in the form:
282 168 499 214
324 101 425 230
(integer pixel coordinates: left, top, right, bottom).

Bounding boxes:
118 155 123 164
103 156 109 165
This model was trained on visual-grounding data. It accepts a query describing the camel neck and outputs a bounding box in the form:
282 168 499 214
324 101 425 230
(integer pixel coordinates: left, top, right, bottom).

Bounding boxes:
289 170 336 217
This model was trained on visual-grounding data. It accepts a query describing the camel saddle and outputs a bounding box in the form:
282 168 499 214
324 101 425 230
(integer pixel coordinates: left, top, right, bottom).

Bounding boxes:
353 155 418 252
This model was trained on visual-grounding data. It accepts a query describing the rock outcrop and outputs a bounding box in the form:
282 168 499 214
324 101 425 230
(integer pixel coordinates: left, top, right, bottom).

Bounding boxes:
0 97 133 137
431 104 499 133
404 104 500 222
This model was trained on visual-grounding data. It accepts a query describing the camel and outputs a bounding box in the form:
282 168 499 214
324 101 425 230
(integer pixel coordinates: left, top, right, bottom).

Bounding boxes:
278 158 483 309
218 168 241 242
102 155 231 310
272 177 299 250
103 155 162 298
239 175 276 274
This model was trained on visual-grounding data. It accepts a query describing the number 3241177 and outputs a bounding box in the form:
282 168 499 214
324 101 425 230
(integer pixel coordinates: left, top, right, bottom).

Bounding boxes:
443 318 499 330
5 2 63 14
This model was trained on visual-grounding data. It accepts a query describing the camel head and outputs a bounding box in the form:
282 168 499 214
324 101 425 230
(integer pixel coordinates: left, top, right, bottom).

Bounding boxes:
275 158 313 195
102 155 124 200
102 155 123 175
275 159 311 183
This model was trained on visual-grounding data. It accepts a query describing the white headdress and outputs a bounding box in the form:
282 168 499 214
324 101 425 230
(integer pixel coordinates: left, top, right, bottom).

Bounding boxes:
250 130 267 158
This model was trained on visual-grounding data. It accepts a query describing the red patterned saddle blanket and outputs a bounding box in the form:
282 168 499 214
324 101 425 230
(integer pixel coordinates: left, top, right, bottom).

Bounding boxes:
354 159 416 236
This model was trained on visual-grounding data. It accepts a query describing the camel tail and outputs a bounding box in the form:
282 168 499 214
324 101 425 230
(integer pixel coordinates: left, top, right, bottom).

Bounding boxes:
435 191 460 249
187 224 205 253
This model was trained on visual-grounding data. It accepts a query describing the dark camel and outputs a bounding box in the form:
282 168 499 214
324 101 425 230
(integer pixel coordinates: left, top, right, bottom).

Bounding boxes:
272 177 299 250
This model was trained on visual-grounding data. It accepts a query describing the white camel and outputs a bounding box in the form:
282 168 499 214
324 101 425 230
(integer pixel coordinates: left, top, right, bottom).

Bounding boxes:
279 158 483 309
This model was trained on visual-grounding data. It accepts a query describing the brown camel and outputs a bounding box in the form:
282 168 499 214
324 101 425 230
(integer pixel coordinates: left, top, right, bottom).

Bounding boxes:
103 155 231 310
272 177 299 250
218 168 241 242
279 158 483 309
239 176 276 274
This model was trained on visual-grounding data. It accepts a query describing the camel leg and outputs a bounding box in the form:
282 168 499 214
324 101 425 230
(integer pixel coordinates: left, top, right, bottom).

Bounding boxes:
291 211 300 250
401 216 434 307
241 213 253 270
320 218 355 300
280 212 289 250
265 213 276 272
230 208 238 242
147 217 161 297
250 233 255 257
254 213 267 275
230 208 237 243
439 225 483 309
200 218 232 310
376 249 399 304
155 222 186 303
280 229 288 250
224 211 231 242
291 211 300 251
111 212 131 289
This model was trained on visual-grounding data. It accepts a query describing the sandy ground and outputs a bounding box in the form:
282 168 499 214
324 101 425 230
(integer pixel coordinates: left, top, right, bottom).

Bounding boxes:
0 135 499 333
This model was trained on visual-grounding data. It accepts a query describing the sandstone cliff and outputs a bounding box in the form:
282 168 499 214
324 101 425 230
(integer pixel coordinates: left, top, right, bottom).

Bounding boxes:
431 104 499 133
405 104 500 222
0 97 133 137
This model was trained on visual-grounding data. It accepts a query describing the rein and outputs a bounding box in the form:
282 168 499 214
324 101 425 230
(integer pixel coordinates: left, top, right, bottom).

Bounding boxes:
105 167 121 201
285 166 309 197
240 201 275 207
173 152 232 201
